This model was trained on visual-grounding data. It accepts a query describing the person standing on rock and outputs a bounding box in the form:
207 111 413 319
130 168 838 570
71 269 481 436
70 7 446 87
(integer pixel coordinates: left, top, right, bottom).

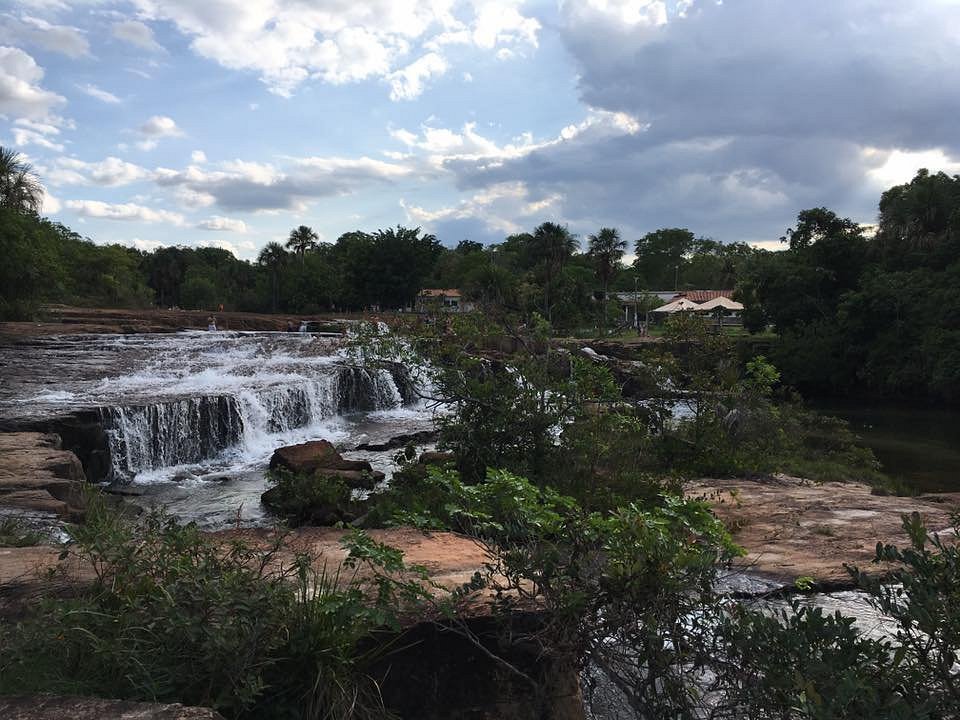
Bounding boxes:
207 316 218 331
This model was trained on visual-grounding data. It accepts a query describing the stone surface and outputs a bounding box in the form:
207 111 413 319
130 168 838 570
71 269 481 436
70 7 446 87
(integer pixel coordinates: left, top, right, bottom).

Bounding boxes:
688 475 960 584
419 451 455 466
269 439 373 475
0 526 495 615
0 695 224 719
0 305 352 337
354 429 439 452
0 432 86 520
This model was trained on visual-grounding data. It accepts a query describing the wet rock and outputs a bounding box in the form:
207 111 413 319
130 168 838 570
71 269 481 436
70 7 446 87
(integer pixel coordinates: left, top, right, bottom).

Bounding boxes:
269 440 372 475
354 429 439 452
0 695 224 719
419 451 455 466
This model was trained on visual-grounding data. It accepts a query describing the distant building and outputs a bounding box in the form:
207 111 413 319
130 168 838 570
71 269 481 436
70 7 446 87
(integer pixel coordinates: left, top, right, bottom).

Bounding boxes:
610 289 735 328
416 288 475 313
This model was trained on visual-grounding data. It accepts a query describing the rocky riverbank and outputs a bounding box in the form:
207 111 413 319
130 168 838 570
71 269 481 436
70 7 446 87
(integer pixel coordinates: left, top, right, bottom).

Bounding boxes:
689 474 960 585
0 305 359 338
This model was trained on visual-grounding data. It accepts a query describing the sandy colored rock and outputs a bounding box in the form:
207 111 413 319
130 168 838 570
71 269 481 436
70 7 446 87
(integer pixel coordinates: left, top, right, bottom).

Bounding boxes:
0 305 357 338
0 432 86 519
688 475 960 584
0 526 494 617
419 451 455 466
269 439 373 475
0 695 224 719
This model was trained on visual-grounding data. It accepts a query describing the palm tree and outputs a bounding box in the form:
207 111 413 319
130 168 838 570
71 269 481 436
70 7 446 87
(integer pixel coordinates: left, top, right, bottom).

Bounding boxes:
531 222 578 322
0 147 43 214
258 241 287 312
588 227 626 333
286 225 318 263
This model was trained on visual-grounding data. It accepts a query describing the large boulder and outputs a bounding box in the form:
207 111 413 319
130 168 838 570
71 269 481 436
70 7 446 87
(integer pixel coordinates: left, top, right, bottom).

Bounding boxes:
0 432 87 520
269 440 372 475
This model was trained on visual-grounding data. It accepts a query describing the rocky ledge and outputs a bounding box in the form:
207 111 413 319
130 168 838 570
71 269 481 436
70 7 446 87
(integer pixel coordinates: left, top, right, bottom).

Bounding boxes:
0 695 224 719
689 475 960 585
0 432 87 520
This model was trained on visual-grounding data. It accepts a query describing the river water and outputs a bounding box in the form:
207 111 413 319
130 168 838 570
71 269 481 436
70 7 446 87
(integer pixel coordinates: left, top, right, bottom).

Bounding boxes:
815 402 960 493
0 330 437 528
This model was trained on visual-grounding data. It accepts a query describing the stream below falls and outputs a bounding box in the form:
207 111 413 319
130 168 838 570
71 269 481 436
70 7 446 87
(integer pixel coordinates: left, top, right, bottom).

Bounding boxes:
0 330 437 528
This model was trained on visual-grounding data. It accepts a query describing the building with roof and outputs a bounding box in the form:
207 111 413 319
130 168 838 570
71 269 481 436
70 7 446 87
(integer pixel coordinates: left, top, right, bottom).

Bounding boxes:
416 288 474 313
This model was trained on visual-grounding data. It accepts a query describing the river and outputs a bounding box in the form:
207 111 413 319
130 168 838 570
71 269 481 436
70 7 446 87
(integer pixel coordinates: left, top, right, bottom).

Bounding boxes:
0 330 436 528
815 401 960 493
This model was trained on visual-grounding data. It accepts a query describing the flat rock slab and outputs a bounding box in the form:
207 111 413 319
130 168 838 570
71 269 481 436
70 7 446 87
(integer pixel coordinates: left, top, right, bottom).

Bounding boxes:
0 527 494 617
0 695 223 719
688 475 960 584
0 432 86 519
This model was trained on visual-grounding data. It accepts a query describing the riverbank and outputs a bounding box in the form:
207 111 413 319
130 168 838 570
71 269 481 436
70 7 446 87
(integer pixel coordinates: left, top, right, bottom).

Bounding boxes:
0 305 374 338
689 474 960 585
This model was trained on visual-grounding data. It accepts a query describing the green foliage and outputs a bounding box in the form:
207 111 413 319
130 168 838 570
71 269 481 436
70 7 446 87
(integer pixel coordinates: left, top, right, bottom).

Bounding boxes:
851 512 960 716
0 516 45 547
262 468 359 526
0 498 433 719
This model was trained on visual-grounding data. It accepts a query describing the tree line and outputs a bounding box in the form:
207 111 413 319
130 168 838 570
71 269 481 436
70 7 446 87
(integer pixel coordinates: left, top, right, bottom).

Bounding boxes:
2 145 958 400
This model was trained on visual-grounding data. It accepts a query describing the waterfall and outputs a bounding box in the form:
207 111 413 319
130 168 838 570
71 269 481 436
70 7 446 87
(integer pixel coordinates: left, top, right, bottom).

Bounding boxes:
101 364 408 481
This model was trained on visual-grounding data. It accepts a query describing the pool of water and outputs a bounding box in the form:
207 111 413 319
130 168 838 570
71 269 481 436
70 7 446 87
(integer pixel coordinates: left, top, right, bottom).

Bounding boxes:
814 401 960 493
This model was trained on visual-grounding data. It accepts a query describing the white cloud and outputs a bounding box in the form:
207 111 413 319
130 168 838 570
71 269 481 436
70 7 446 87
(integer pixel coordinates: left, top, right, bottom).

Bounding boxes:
198 236 258 258
66 199 185 225
140 115 182 136
136 115 183 150
154 153 412 212
403 180 563 238
131 237 167 251
190 149 207 163
112 19 164 52
49 156 149 186
11 117 64 150
197 215 248 232
866 147 960 189
77 83 121 104
0 46 66 120
387 52 448 100
0 15 90 58
128 0 539 98
41 187 60 214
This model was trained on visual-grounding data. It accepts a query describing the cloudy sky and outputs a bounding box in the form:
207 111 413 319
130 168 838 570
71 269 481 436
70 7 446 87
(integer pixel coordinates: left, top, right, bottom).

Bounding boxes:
2 0 959 258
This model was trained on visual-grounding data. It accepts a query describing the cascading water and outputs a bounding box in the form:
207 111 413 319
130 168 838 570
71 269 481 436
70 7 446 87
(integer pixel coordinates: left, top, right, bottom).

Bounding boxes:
100 364 408 481
0 332 435 503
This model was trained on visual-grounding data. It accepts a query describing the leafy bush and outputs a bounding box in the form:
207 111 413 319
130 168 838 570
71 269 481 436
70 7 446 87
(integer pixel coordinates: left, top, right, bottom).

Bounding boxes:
0 498 432 719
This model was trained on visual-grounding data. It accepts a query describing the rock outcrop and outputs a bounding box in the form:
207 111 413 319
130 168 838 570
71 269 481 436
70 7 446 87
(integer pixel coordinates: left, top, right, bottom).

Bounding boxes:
689 475 960 585
0 695 224 719
269 439 381 480
0 432 86 519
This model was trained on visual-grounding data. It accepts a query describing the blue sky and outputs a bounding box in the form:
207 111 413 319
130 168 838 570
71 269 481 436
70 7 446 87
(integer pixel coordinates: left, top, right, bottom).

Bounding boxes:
2 0 959 259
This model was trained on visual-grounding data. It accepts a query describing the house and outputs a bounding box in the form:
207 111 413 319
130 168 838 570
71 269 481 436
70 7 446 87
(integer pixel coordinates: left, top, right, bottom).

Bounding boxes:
416 288 475 313
610 289 736 328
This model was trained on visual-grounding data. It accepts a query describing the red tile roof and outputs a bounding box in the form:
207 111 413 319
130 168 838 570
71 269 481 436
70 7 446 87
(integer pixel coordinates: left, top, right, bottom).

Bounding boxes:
673 290 734 303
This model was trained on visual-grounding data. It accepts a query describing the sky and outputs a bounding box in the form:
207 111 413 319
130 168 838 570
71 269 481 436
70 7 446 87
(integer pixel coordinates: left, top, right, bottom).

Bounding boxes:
2 0 959 260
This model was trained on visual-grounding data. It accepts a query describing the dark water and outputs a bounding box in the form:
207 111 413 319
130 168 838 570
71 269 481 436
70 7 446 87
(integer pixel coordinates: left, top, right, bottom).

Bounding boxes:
815 402 960 493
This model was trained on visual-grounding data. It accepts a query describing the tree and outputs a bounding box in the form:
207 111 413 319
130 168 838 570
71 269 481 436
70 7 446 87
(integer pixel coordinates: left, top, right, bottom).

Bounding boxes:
531 222 578 321
257 242 287 312
286 225 319 264
633 228 694 289
0 147 43 214
588 227 626 332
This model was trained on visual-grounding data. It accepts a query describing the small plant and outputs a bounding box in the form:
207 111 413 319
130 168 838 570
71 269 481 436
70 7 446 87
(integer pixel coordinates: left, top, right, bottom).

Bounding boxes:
0 516 45 547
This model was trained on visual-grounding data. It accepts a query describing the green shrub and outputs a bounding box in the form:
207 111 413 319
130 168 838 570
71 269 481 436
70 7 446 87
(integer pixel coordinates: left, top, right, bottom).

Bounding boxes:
0 498 431 719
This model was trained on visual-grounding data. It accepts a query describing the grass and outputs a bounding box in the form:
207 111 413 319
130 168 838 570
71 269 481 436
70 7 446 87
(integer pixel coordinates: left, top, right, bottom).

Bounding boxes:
0 517 45 547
